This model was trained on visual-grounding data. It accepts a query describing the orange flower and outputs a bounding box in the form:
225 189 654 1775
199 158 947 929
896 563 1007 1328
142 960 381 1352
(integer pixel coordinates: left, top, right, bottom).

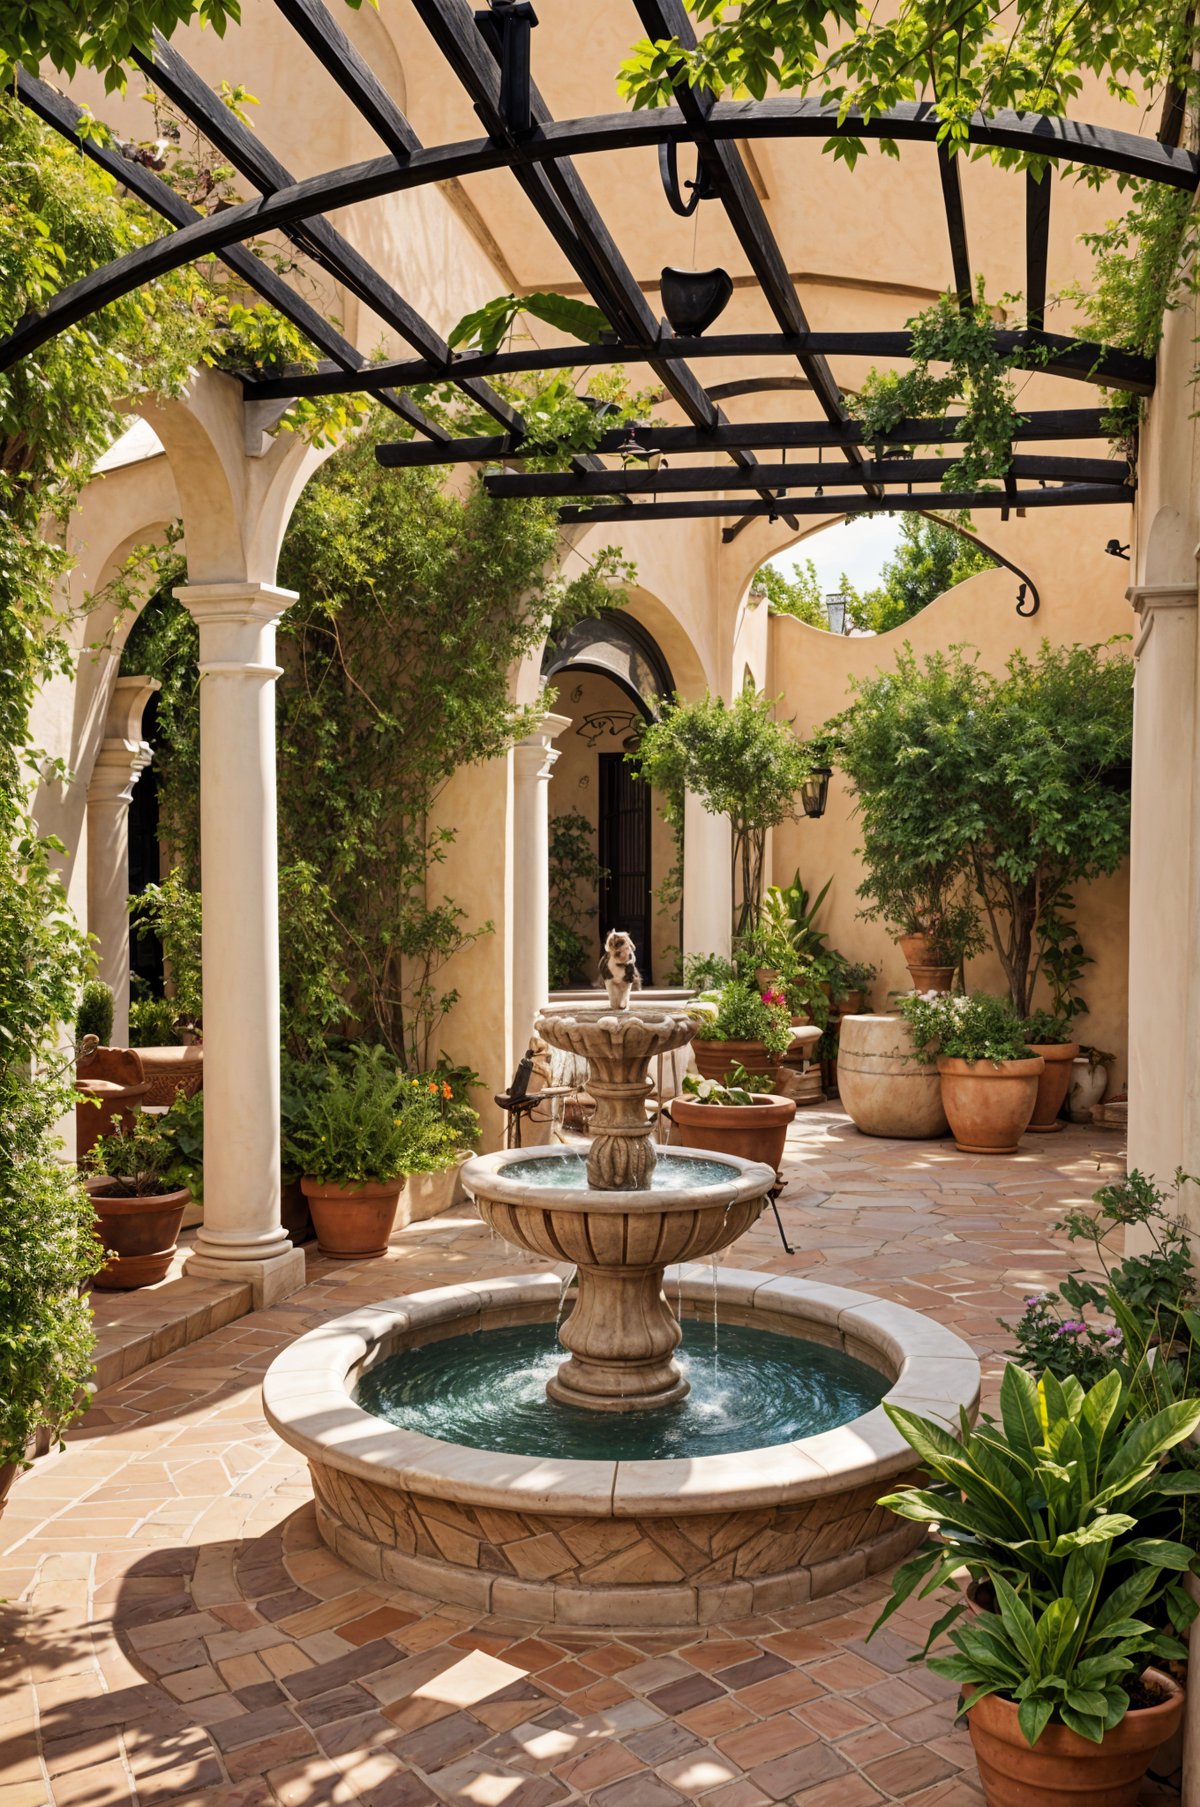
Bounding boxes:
442 1082 453 1100
428 1080 439 1094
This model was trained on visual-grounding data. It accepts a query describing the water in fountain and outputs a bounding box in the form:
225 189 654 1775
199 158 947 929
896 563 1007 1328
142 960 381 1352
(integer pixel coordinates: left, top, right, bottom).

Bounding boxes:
355 1321 887 1461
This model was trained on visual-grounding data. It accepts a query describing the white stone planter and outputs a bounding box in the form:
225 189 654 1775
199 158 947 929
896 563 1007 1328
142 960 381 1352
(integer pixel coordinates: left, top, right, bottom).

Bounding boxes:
405 1157 468 1224
1068 1055 1111 1123
838 1014 949 1139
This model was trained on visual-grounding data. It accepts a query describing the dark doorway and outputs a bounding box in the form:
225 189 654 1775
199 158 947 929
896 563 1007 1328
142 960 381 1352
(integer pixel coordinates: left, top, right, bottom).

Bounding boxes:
598 751 652 983
127 691 164 995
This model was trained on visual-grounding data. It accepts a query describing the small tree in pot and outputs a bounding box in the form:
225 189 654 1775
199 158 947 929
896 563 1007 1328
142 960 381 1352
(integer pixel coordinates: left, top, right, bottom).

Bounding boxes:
897 991 1043 1154
88 1114 194 1289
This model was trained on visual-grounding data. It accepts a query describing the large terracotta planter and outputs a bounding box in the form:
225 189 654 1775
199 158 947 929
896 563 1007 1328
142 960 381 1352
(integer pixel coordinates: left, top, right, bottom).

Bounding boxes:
89 1182 190 1288
936 1055 1044 1154
965 1669 1183 1807
668 1093 797 1173
134 1045 203 1106
301 1177 404 1259
897 932 954 993
75 1046 150 1163
838 1015 949 1139
691 1039 781 1085
1025 1040 1080 1132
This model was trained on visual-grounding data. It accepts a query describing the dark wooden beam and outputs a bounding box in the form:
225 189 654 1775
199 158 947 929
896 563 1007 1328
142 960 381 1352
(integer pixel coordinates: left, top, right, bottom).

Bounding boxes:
557 485 1133 523
373 408 1114 467
484 454 1130 498
12 68 444 440
1025 169 1052 332
937 143 972 305
133 31 521 432
272 0 419 159
632 0 875 498
245 328 1153 397
4 95 1192 376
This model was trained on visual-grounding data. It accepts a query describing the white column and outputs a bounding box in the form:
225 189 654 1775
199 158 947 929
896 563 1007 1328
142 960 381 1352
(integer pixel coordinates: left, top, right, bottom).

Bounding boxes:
512 712 571 1050
176 581 305 1307
86 676 160 1047
682 789 733 960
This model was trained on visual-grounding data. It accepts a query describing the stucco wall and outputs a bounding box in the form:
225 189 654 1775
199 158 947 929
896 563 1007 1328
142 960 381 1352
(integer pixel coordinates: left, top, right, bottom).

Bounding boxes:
766 516 1134 1080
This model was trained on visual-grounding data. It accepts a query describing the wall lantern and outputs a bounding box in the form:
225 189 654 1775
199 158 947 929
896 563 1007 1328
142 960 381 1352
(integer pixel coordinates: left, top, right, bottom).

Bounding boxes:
1105 539 1131 561
801 766 832 819
824 591 851 635
616 424 664 472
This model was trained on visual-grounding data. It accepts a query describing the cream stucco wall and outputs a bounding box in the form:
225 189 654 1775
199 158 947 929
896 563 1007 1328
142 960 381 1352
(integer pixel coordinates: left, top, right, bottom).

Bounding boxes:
767 509 1134 1078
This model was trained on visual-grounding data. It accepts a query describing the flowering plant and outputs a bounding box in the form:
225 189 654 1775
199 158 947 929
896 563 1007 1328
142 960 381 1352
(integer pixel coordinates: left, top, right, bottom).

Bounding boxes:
281 1045 475 1187
691 980 794 1057
895 990 1032 1066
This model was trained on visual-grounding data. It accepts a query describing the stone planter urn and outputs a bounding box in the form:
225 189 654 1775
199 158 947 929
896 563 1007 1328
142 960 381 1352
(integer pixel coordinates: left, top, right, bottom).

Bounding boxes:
838 1014 949 1139
134 1045 203 1106
75 1047 150 1163
936 1055 1044 1154
1068 1054 1111 1123
301 1178 404 1259
1025 1040 1080 1132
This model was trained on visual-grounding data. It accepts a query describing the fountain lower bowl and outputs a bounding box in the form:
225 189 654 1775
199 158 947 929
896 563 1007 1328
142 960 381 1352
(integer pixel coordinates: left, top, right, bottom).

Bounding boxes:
263 1271 980 1628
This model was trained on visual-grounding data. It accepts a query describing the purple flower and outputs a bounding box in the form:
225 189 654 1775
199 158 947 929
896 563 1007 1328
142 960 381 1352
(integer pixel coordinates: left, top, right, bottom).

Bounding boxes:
1024 1295 1044 1307
1055 1321 1088 1338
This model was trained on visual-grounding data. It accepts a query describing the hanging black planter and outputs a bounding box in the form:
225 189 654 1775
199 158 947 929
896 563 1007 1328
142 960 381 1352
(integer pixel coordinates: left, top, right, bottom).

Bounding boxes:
660 266 733 336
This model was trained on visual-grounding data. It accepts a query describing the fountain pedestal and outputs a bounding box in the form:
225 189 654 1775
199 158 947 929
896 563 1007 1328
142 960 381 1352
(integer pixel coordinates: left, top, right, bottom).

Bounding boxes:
463 1007 775 1413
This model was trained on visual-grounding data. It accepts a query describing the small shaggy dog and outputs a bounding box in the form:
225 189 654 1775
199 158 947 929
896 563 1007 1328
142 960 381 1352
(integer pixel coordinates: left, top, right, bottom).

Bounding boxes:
599 929 641 1006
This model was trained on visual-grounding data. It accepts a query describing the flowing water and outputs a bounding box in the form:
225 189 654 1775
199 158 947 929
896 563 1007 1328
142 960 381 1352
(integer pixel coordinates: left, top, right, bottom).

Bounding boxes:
354 1322 887 1462
500 1152 741 1190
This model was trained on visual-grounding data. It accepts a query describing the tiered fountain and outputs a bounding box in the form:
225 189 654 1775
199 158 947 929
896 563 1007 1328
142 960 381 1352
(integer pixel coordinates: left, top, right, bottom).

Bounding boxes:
266 1001 980 1629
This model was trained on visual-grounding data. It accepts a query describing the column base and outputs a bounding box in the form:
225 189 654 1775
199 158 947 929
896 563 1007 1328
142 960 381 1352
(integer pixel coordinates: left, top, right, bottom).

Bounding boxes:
185 1244 306 1308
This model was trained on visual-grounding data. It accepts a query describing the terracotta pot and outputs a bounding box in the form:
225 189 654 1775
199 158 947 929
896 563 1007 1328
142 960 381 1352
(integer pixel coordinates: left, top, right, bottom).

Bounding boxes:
838 1015 949 1139
936 1055 1044 1154
838 989 864 1016
965 1669 1184 1807
90 1183 190 1288
897 932 954 993
301 1177 404 1259
134 1045 203 1107
1025 1041 1080 1132
668 1093 796 1172
691 1040 781 1085
75 1046 150 1163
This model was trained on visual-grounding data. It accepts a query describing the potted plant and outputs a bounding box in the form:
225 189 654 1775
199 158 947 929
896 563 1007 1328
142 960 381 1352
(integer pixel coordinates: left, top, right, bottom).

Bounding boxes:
896 903 977 992
1021 1008 1081 1132
87 1114 193 1288
690 980 796 1084
833 958 877 1015
668 1064 796 1170
871 1363 1197 1807
1070 1047 1115 1123
1 1155 104 1510
896 991 1043 1154
76 979 114 1048
284 1047 464 1259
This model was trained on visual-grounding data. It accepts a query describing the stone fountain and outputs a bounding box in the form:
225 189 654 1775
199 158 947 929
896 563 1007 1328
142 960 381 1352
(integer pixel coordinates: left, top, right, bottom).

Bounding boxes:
264 998 982 1628
470 1006 772 1412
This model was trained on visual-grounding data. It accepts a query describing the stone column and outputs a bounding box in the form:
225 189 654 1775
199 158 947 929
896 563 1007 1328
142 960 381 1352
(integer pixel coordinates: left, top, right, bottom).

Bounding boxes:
175 581 305 1307
86 676 160 1047
512 713 571 1052
682 790 733 961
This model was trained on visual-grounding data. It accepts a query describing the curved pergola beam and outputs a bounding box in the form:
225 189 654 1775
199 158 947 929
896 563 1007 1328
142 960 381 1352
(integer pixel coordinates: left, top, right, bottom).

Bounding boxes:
3 90 1195 375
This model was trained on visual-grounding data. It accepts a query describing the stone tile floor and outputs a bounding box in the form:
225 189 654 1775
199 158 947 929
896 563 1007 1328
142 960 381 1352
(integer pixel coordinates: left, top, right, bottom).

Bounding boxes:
0 1109 1180 1807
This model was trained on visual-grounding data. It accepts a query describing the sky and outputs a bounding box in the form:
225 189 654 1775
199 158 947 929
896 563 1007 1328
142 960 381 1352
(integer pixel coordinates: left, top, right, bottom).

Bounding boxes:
765 513 906 598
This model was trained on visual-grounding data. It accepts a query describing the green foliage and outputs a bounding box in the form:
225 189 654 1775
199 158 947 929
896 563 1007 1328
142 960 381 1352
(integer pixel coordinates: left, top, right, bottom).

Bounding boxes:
829 640 1133 1013
128 995 181 1047
89 1111 191 1197
683 951 738 992
845 516 996 634
737 877 832 1027
896 990 1033 1065
637 689 812 940
158 1090 204 1203
0 0 240 88
1022 1008 1073 1045
76 979 114 1047
280 1047 469 1186
1040 903 1094 1025
681 1064 773 1105
130 870 203 1026
548 811 605 990
449 292 610 357
872 1365 1200 1746
754 560 831 630
854 289 1043 490
0 1155 103 1467
692 979 794 1058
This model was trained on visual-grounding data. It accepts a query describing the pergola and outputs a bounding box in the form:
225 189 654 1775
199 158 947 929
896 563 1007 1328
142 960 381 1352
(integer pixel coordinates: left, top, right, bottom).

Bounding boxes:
7 0 1188 1308
7 0 1195 544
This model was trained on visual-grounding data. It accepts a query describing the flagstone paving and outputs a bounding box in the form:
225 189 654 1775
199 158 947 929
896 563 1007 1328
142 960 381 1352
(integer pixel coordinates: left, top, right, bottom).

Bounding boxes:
0 1110 1179 1806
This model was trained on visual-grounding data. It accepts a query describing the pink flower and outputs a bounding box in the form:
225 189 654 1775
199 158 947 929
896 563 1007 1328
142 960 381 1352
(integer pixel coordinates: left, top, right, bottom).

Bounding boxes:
761 987 785 1007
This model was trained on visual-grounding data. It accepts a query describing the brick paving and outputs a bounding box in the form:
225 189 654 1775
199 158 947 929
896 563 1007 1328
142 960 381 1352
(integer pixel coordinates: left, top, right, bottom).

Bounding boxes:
0 1109 1179 1806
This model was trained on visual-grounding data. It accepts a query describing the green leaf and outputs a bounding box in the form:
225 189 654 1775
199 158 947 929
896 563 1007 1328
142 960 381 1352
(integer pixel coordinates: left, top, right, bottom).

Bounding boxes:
1017 1695 1053 1747
1120 1537 1196 1570
521 292 611 343
1000 1363 1044 1465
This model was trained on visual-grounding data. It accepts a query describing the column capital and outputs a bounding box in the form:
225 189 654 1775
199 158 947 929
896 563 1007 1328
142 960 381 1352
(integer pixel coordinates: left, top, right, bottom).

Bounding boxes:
1128 583 1199 658
174 580 298 630
105 674 160 745
514 711 572 780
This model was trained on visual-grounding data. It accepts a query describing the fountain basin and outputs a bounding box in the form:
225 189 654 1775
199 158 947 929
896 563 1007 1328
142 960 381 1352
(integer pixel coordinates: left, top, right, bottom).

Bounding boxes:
461 1145 775 1411
263 1270 980 1628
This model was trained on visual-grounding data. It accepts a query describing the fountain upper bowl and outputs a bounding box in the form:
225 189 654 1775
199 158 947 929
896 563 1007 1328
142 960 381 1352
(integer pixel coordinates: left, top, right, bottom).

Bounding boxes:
460 1143 776 1212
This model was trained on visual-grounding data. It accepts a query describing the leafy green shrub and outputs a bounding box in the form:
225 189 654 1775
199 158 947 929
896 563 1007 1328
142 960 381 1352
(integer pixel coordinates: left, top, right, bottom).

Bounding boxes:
130 870 202 1024
681 1063 773 1105
89 1114 192 1197
1022 1008 1074 1046
683 951 737 991
548 811 605 990
896 991 1032 1064
692 980 794 1058
0 1156 103 1468
76 980 114 1046
872 1365 1200 1747
128 996 180 1047
281 1046 471 1187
